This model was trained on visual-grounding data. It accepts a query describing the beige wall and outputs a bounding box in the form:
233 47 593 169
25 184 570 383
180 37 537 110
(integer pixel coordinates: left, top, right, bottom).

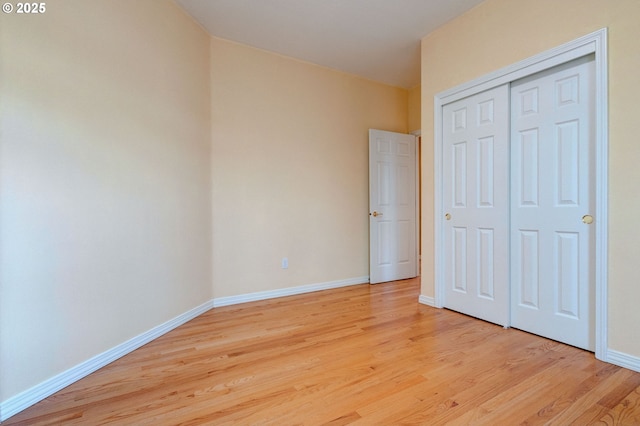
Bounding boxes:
0 0 212 401
408 85 421 134
210 38 408 298
421 0 640 357
1 0 410 408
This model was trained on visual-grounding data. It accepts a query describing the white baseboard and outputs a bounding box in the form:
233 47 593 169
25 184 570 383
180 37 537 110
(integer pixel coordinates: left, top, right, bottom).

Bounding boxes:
1 276 369 421
4 277 640 421
418 294 436 307
0 299 214 422
213 276 369 307
606 349 640 373
416 297 640 373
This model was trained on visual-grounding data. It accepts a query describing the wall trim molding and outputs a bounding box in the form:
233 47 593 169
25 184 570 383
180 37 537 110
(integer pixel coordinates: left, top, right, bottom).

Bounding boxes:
5 273 640 421
0 300 214 422
418 294 436 307
606 349 640 374
212 276 369 307
1 276 369 421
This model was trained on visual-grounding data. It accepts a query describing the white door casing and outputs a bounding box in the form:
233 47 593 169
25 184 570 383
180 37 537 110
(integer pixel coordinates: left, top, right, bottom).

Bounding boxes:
510 56 595 350
434 29 607 359
442 85 510 326
369 129 417 284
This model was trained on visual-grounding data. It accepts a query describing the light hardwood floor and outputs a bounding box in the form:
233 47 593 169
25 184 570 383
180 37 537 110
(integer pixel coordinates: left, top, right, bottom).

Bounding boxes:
6 278 640 425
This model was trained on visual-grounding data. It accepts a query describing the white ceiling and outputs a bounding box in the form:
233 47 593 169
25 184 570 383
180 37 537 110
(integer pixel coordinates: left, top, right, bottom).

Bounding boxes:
175 0 484 89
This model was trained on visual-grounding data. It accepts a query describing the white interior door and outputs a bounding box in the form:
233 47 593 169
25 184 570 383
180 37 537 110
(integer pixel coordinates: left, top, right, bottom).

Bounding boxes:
369 129 417 284
510 56 595 350
442 85 510 326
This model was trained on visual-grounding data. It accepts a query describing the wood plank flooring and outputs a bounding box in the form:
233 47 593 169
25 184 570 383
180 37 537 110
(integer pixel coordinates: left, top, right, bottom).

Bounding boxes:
6 278 640 425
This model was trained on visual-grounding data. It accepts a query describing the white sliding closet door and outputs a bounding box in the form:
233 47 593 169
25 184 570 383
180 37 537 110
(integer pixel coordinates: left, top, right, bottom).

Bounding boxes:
442 85 510 326
510 56 595 350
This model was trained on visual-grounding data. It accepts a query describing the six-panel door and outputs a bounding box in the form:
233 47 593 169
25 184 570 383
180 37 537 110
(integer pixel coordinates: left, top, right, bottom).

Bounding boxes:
441 57 595 350
510 56 595 350
369 129 417 284
442 85 510 326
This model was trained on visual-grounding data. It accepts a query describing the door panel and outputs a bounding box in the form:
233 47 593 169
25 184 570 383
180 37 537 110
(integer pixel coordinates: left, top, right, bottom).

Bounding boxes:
369 129 417 284
477 228 495 298
453 227 467 292
516 230 540 308
442 85 510 326
510 56 595 350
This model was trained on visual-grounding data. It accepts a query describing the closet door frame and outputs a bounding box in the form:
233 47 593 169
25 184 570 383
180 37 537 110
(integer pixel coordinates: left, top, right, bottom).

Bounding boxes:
433 28 608 360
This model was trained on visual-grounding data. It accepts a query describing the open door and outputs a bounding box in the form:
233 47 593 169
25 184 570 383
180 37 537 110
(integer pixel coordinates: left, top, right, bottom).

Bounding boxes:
369 129 417 284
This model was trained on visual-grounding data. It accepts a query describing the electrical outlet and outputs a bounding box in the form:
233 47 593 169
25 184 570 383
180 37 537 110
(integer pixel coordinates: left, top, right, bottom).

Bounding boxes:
281 257 288 269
